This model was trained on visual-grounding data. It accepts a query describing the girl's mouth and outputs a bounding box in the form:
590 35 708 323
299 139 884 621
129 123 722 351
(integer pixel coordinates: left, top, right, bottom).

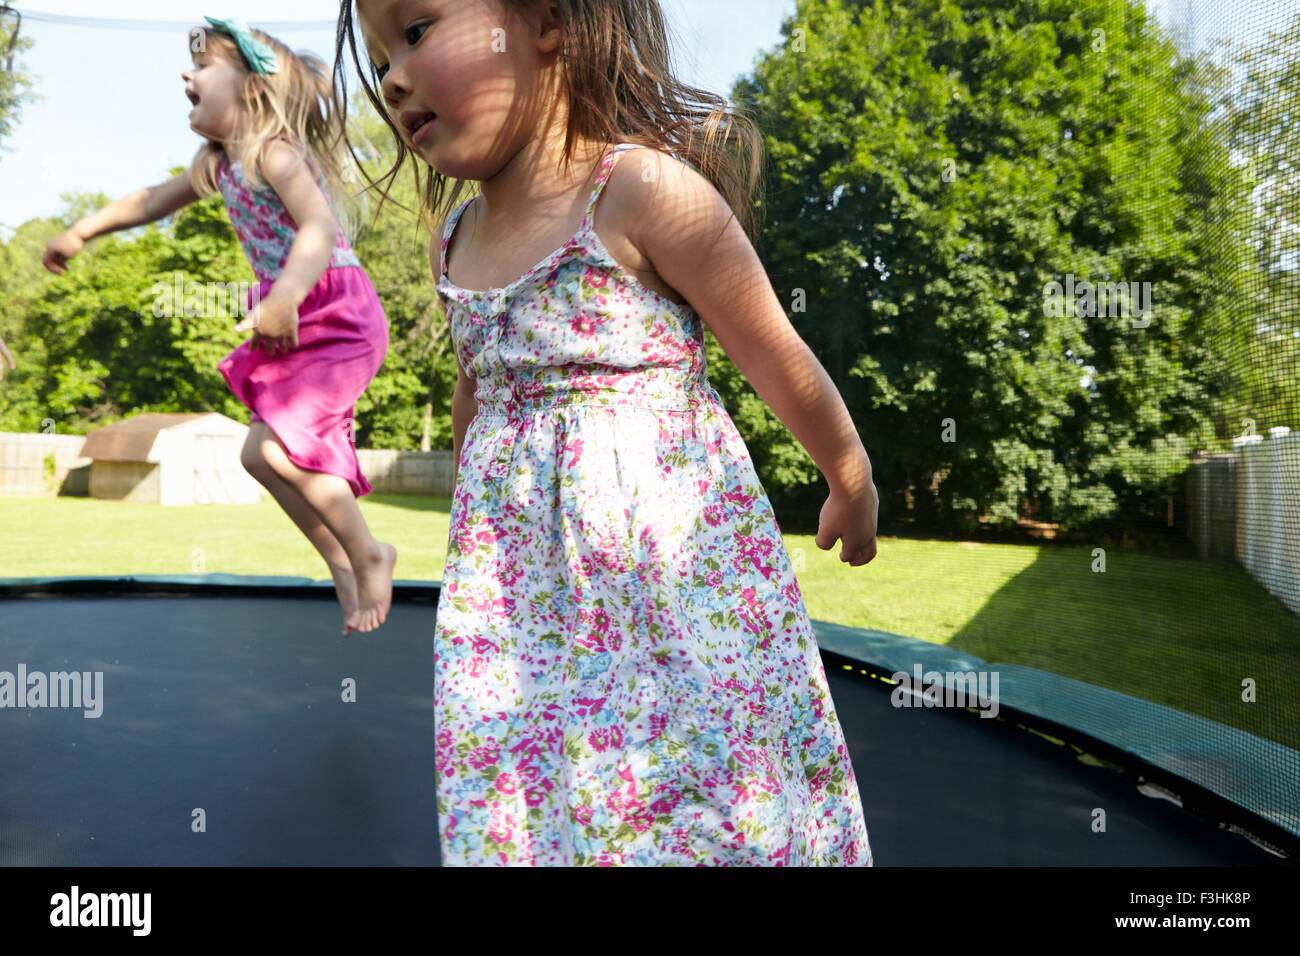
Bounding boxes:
412 115 435 144
400 110 436 145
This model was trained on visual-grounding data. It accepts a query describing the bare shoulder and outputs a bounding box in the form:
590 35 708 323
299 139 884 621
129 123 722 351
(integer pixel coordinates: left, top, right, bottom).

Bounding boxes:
593 144 776 354
603 145 729 238
608 145 717 196
596 145 730 306
258 138 314 185
255 139 337 228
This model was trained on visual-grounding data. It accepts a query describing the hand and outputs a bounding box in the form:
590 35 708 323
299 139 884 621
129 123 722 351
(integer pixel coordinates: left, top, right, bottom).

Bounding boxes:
42 229 85 275
815 481 880 567
235 292 299 355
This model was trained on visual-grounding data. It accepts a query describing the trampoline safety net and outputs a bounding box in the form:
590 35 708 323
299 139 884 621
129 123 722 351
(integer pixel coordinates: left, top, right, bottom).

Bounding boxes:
0 0 1296 853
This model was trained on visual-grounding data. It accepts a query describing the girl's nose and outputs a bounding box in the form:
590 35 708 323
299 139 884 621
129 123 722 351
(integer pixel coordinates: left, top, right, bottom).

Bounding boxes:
381 68 407 107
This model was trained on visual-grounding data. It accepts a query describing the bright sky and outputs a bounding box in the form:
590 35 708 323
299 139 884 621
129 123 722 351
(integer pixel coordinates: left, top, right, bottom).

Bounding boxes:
0 0 1293 238
0 0 798 235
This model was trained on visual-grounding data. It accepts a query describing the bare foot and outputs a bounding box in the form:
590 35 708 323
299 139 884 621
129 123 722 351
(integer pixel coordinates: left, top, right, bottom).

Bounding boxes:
329 562 361 636
346 542 397 634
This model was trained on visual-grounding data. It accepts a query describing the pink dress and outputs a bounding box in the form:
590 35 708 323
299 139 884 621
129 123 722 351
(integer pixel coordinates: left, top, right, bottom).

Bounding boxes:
215 151 389 497
433 142 873 865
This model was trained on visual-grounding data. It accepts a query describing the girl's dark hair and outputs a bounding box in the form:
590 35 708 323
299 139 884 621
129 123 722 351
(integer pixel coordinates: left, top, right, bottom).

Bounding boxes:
332 0 764 241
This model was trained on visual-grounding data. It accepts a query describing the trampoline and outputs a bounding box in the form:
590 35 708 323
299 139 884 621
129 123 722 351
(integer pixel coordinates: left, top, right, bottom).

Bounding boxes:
0 575 1293 866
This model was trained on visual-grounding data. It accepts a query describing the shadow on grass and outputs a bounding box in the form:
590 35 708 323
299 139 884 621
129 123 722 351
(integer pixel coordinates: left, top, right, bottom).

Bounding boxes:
943 541 1300 750
361 492 451 514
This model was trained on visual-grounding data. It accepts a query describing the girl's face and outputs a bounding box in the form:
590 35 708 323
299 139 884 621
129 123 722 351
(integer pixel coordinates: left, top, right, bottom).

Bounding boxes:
358 0 562 180
181 49 244 144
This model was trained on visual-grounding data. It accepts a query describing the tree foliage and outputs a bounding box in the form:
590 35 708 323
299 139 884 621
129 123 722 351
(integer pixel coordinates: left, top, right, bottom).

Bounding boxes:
728 0 1259 534
2 0 1290 542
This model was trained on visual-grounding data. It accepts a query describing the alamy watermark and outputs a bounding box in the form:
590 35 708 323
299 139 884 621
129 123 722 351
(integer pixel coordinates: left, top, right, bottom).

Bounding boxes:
1042 273 1153 328
50 886 150 935
0 664 103 718
151 272 262 319
890 663 1000 718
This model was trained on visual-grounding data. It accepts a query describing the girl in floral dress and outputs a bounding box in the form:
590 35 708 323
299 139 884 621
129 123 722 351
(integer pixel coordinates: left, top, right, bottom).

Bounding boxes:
341 0 881 865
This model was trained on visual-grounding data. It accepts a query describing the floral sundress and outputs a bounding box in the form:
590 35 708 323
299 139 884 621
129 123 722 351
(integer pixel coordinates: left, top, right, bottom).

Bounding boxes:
433 141 873 866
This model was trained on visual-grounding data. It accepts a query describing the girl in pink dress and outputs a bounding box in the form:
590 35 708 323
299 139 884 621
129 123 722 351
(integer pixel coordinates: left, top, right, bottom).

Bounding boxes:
43 17 396 636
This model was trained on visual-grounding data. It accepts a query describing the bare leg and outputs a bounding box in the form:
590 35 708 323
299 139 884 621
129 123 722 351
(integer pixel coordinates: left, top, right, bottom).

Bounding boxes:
241 423 361 633
242 422 397 633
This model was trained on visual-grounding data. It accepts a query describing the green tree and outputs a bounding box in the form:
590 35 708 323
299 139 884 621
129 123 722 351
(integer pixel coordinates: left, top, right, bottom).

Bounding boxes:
0 6 36 152
15 179 252 431
1216 11 1300 434
729 0 1240 535
0 6 38 389
0 104 447 448
0 215 59 425
347 108 456 452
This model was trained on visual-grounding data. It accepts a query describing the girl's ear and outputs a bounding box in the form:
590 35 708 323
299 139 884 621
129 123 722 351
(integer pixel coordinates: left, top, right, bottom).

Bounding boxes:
522 0 564 55
535 2 562 55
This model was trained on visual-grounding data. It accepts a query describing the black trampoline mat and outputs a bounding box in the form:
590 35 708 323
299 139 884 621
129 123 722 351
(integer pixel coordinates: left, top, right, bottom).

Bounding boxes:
826 662 1281 865
0 593 1283 866
0 594 439 866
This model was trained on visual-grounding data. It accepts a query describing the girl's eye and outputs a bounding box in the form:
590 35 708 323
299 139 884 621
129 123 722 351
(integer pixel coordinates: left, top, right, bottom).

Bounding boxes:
373 22 429 82
403 22 430 46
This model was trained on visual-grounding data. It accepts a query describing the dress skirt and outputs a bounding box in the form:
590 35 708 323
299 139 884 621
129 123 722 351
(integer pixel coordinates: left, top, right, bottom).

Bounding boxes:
217 265 389 497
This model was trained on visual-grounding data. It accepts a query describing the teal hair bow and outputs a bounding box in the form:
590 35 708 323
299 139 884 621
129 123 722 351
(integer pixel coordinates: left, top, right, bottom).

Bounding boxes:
203 15 279 76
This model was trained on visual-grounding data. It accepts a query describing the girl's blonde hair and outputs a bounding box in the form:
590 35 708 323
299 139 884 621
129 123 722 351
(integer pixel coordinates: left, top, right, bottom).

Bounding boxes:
332 0 764 242
187 24 365 241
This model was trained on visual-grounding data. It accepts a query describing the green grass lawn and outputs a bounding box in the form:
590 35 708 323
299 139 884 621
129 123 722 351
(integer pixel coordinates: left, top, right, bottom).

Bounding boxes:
2 493 1296 749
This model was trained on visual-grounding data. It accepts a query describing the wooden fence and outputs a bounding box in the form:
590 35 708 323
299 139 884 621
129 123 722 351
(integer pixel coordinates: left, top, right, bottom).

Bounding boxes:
0 431 455 498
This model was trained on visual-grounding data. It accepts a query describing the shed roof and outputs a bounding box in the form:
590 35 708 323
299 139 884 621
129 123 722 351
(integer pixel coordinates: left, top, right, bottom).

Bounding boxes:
80 413 217 463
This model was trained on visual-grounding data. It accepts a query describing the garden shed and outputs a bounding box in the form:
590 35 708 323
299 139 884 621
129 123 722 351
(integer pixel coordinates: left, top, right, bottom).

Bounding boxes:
79 412 263 506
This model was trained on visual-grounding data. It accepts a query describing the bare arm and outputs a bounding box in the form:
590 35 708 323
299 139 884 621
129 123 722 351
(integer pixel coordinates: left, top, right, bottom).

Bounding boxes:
451 358 478 488
43 171 201 275
432 235 477 488
622 149 874 500
611 148 879 566
258 141 339 308
72 172 201 241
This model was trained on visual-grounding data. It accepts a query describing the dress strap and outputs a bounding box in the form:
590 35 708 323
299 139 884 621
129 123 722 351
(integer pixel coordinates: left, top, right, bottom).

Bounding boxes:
440 143 639 281
580 142 643 230
439 194 476 280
